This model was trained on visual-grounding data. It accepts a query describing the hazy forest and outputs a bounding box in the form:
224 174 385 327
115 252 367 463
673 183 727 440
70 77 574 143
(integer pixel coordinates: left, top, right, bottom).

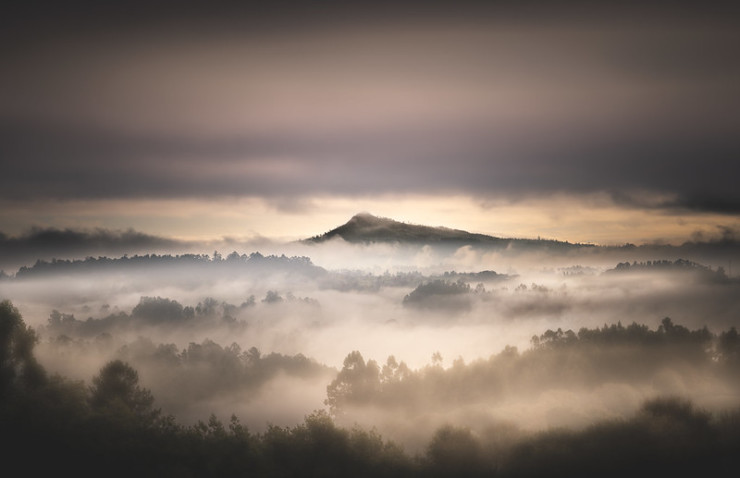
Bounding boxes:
3 214 740 476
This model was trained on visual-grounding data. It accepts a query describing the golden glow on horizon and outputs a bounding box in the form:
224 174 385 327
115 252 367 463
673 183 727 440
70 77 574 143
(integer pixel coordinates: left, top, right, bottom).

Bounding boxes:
0 194 737 246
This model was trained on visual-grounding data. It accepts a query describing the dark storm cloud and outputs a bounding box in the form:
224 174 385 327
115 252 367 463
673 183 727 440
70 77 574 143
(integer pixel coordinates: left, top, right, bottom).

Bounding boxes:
2 2 739 213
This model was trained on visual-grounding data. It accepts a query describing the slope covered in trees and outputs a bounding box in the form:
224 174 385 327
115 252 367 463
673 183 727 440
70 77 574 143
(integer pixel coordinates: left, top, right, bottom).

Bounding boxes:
304 213 588 254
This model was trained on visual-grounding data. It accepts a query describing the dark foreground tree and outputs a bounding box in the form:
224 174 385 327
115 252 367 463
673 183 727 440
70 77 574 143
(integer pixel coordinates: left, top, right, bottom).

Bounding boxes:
89 359 161 427
0 299 46 397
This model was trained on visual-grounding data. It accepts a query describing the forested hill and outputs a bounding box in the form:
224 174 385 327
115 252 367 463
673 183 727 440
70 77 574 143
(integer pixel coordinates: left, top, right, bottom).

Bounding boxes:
305 212 589 250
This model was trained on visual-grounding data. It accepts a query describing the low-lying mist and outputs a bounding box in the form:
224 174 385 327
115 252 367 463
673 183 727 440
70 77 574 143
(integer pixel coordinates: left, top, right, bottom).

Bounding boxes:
3 240 738 453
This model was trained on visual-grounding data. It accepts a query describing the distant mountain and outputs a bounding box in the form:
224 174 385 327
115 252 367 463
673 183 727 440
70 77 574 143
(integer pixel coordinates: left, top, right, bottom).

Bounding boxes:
304 213 584 251
304 213 504 245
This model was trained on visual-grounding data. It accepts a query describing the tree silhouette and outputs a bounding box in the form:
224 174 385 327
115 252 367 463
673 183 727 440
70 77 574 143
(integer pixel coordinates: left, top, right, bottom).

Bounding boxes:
0 299 45 397
426 425 486 476
89 359 160 427
718 327 740 364
325 351 380 415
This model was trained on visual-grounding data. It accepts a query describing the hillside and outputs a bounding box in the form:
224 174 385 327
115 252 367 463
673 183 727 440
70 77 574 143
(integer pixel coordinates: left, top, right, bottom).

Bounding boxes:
305 213 584 251
305 213 505 245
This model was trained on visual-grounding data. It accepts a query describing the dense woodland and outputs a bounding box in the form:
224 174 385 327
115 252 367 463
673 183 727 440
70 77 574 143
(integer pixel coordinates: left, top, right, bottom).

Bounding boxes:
3 299 740 476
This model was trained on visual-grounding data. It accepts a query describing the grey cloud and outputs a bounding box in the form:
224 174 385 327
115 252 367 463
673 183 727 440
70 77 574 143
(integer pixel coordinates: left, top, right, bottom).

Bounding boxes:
2 2 739 213
2 116 738 214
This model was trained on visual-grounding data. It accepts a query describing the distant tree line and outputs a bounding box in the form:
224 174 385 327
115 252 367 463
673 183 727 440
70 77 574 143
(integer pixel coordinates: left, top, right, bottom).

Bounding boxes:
318 270 507 294
12 251 323 278
45 294 320 338
607 259 729 282
326 318 739 415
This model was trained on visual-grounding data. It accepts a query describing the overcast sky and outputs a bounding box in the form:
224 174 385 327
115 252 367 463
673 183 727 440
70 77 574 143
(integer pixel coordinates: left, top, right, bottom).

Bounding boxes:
1 1 739 244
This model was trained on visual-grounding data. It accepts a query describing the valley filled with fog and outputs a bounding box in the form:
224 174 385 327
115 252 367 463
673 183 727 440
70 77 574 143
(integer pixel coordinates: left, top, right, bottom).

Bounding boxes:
3 212 740 476
3 226 740 457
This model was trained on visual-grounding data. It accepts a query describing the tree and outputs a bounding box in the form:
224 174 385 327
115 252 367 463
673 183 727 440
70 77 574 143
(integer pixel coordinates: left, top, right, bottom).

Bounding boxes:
0 300 46 397
132 296 185 324
89 360 160 427
718 327 740 363
325 351 380 415
426 425 485 476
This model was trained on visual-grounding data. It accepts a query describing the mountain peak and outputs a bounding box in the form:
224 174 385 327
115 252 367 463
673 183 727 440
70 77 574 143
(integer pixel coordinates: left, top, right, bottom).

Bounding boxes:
347 212 392 227
304 213 588 251
305 213 501 245
349 211 379 222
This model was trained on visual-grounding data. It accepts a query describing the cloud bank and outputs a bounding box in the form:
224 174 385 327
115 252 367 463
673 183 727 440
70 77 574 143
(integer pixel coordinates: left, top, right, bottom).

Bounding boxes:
1 2 738 214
